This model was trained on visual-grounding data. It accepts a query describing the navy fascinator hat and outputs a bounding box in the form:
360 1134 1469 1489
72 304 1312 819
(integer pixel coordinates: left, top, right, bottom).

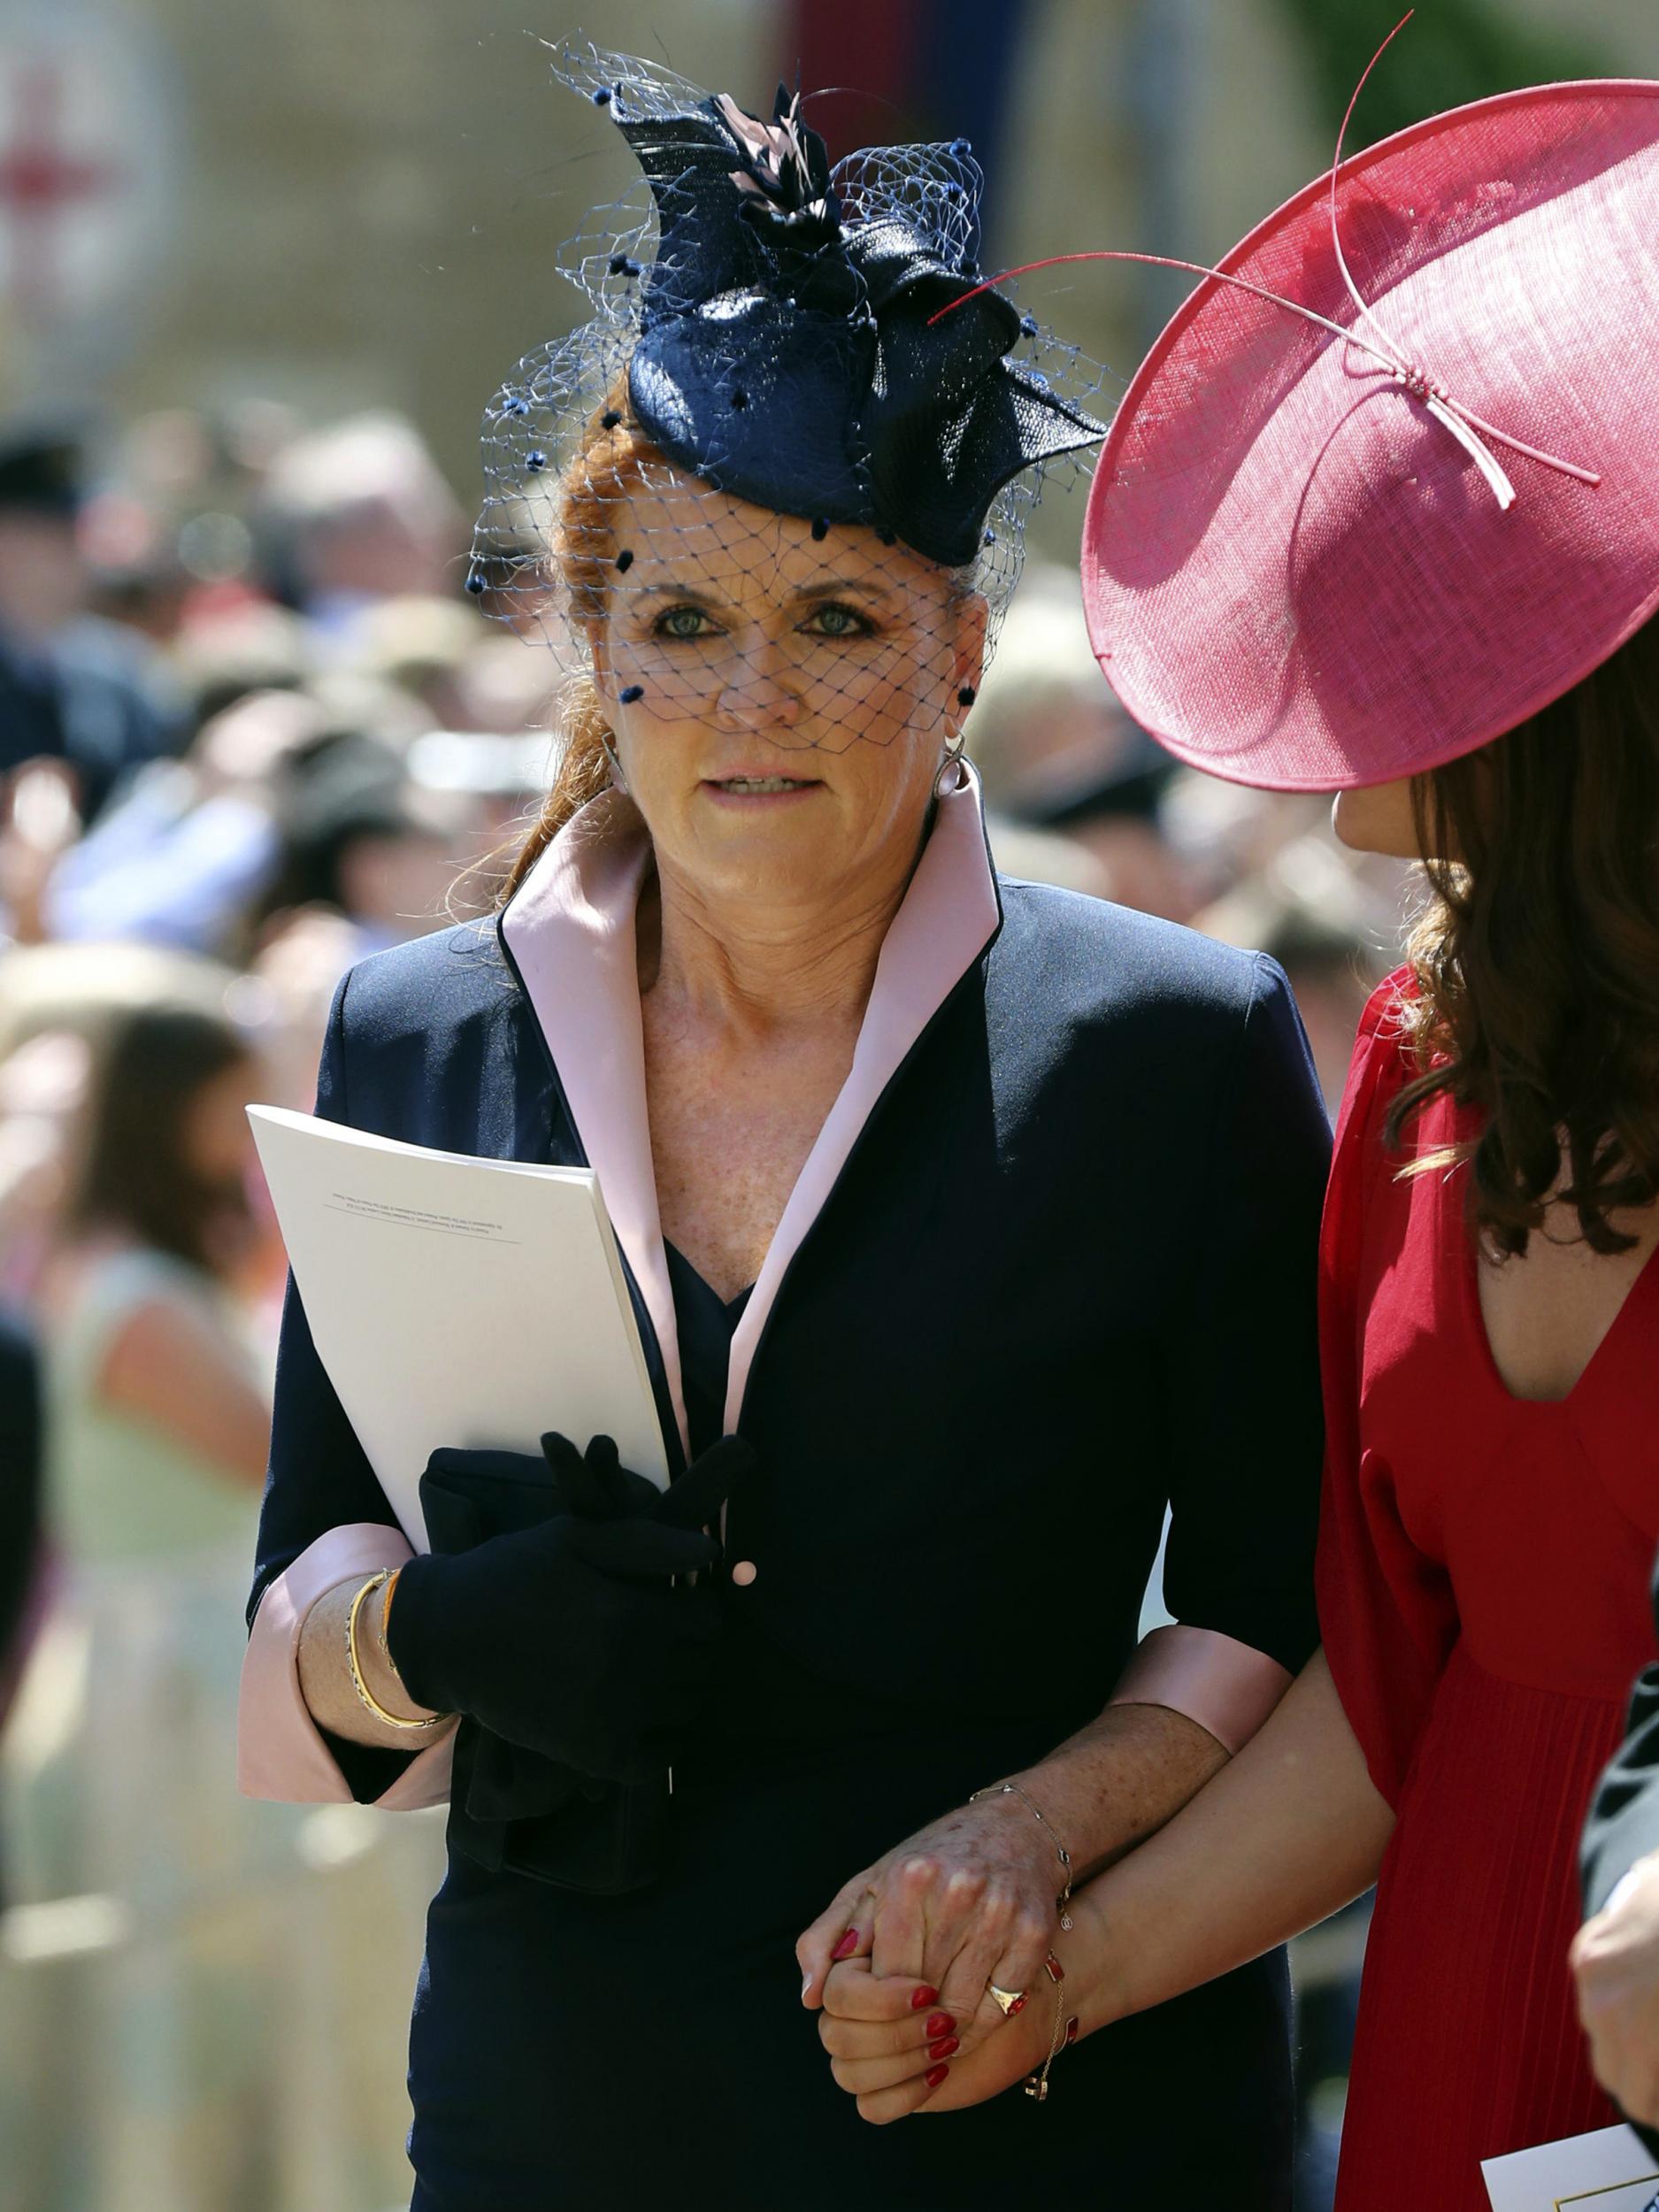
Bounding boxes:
607 69 1105 566
469 44 1109 739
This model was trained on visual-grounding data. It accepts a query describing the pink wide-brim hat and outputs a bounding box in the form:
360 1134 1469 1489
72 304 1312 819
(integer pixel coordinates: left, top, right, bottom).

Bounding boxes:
1079 81 1659 792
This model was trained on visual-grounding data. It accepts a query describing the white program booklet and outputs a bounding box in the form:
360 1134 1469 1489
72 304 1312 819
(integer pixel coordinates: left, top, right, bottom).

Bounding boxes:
249 1105 669 1549
1483 2124 1659 2210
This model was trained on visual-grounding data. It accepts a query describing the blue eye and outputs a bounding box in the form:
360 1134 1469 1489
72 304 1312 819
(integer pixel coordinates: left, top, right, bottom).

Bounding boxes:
803 602 872 639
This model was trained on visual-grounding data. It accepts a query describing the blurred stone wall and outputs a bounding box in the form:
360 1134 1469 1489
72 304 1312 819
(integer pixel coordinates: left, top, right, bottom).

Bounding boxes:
95 0 773 493
1 0 1654 562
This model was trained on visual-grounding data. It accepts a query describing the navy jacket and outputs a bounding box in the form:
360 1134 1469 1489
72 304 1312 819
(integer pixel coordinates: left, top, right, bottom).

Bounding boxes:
243 803 1333 2203
250 876 1331 1795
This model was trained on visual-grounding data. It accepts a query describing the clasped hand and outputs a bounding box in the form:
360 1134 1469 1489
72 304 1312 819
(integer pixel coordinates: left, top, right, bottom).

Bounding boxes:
813 1955 1060 2124
385 1429 755 1783
797 1792 1069 2116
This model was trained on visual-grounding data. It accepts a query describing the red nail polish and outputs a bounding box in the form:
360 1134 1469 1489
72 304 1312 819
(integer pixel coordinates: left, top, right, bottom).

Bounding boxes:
1043 1953 1064 1983
831 1929 859 1962
925 2063 950 2090
909 1985 940 2010
1064 2016 1079 2046
928 2035 959 2061
924 2012 954 2039
1009 1993 1028 2016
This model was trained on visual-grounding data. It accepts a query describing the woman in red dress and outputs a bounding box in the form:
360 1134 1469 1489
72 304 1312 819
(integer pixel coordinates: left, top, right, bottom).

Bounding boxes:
810 64 1659 2208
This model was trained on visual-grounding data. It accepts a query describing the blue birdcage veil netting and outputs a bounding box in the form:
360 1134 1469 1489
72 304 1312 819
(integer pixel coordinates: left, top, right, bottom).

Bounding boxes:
467 42 1110 758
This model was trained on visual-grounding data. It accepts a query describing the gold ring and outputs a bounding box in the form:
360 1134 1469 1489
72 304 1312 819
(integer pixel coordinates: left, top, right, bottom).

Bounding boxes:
988 1983 1025 2016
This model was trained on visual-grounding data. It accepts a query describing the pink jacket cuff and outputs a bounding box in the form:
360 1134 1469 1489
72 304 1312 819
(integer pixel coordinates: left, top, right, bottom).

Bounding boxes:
1109 1624 1293 1755
236 1521 454 1808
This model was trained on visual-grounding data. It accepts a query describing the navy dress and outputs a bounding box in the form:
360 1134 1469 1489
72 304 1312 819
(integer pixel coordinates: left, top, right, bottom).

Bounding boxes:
249 856 1331 2209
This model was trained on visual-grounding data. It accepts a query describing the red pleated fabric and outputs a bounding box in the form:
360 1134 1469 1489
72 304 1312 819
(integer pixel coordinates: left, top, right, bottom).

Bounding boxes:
1317 978 1659 2211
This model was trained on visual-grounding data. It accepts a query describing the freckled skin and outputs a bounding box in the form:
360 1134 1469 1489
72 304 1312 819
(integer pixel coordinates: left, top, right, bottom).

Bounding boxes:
641 982 861 1302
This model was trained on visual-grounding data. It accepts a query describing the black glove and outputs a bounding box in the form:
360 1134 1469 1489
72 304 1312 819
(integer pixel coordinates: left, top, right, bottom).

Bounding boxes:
387 1430 755 1786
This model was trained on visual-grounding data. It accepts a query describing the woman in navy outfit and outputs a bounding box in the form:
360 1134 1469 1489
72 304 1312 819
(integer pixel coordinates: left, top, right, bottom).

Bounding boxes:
237 48 1331 2208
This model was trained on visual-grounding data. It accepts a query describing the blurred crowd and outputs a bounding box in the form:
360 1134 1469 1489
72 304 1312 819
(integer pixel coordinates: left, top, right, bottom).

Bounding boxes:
0 399 1407 2209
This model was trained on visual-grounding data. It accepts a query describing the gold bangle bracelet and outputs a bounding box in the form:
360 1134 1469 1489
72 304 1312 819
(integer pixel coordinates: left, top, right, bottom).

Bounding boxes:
345 1570 451 1733
378 1565 401 1654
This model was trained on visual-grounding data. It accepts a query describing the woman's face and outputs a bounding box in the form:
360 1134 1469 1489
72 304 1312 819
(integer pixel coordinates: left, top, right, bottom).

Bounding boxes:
590 472 985 908
180 1054 264 1272
1331 775 1421 860
182 1057 259 1190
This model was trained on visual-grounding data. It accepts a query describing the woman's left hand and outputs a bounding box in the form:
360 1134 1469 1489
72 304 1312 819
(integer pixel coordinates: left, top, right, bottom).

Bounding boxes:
815 1957 1058 2123
796 1792 1063 2055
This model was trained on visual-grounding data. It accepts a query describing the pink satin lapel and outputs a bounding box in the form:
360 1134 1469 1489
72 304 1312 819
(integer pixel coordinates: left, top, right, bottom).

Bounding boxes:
722 764 1000 1427
1109 1623 1293 1755
500 792 689 1467
501 764 1001 1457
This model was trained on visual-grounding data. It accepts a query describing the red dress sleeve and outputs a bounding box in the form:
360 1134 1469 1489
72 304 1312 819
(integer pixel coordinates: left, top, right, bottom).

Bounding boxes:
1316 973 1462 1809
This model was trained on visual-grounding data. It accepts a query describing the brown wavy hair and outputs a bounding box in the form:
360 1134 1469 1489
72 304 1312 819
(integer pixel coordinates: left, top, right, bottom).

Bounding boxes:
495 385 660 903
67 1002 256 1276
1386 611 1659 1256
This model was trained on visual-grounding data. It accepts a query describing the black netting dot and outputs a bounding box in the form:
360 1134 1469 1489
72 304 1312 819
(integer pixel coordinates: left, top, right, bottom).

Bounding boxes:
957 685 977 707
950 136 972 157
982 528 996 546
615 548 634 572
730 387 749 411
810 517 829 541
465 572 488 596
608 253 629 276
592 87 612 107
876 524 897 546
1020 312 1040 338
619 683 644 703
623 257 641 278
526 450 548 472
503 396 529 418
602 409 622 429
962 260 979 280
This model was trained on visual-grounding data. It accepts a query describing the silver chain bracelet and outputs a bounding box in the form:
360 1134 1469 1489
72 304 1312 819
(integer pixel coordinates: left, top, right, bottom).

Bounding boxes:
968 1778 1074 1930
